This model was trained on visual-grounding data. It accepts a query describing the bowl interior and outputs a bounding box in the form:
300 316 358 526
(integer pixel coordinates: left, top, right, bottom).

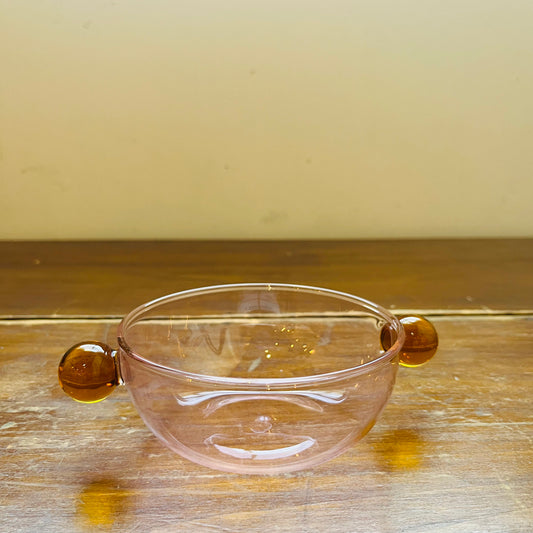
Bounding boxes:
119 284 400 381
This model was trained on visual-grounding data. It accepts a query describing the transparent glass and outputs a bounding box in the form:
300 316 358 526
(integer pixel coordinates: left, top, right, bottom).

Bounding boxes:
117 284 405 474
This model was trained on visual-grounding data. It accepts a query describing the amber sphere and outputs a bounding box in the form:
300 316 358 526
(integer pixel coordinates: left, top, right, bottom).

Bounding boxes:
381 315 438 367
58 342 118 403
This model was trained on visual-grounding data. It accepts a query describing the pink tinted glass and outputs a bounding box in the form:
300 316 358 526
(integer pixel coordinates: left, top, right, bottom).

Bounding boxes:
117 284 404 474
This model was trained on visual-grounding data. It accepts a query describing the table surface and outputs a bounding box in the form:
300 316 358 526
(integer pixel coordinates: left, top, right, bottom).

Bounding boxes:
1 239 532 533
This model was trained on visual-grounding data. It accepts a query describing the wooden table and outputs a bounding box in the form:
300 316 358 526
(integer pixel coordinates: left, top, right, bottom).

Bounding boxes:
1 240 532 532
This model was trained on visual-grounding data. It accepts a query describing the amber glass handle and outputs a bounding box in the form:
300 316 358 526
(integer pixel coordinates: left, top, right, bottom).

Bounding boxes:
381 315 439 367
58 342 120 403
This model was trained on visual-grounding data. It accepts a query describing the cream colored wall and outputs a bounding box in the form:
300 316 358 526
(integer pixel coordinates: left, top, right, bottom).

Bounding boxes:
1 1 532 239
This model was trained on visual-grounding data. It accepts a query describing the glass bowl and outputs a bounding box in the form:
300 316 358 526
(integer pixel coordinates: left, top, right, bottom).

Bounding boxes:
58 283 438 474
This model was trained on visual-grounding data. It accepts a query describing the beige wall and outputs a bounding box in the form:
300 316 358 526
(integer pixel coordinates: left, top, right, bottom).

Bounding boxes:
1 1 532 239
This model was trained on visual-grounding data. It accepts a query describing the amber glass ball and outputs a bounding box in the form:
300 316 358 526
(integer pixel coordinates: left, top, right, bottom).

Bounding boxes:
381 315 438 367
58 342 118 403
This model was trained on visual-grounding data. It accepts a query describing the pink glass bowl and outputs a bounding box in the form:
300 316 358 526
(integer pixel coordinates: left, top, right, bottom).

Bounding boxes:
59 283 437 474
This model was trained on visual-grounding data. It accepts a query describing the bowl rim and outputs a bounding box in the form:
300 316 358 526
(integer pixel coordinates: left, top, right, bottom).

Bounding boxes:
117 283 405 387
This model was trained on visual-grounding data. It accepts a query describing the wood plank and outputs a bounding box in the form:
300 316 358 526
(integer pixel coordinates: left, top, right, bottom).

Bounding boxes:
1 239 532 318
1 317 531 532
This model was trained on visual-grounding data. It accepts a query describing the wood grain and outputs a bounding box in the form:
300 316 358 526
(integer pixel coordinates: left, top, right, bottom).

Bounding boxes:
1 239 532 317
1 317 532 532
1 240 532 532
